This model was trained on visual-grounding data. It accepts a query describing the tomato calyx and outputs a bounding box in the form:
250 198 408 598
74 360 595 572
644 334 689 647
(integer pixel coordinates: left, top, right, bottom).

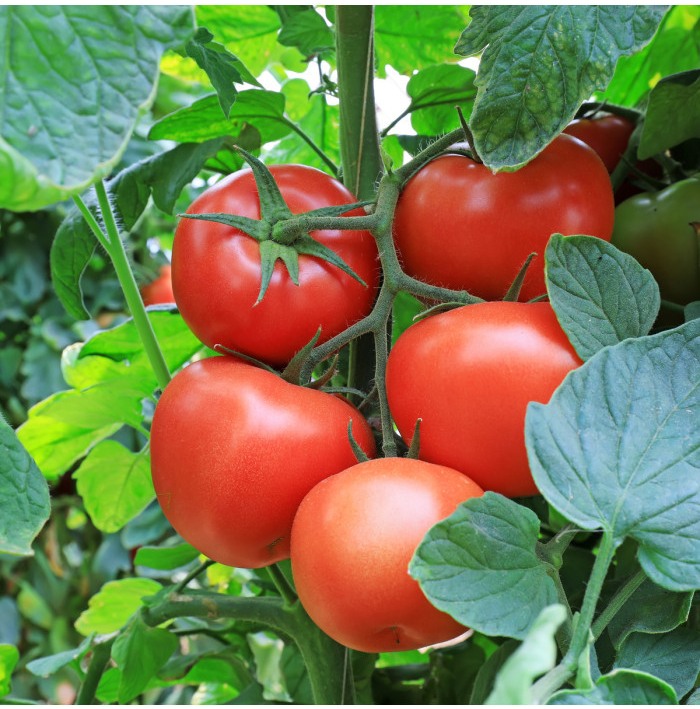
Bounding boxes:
178 147 370 304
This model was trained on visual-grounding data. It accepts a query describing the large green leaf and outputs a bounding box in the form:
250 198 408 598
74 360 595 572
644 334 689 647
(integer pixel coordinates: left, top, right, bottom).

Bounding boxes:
526 319 700 591
0 6 194 211
0 645 19 698
0 418 50 556
639 69 700 159
615 627 700 699
410 493 559 640
601 6 700 108
74 441 154 534
374 6 469 78
545 235 660 361
456 6 667 169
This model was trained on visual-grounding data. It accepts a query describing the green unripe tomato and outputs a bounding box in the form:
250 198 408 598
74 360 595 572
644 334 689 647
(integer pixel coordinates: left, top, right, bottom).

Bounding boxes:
611 178 700 305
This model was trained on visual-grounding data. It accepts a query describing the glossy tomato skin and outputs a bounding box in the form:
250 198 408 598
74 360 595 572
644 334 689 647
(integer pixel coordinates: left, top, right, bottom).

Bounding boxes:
611 178 700 305
172 165 379 367
563 115 635 172
150 356 376 568
392 134 614 302
291 457 483 653
140 265 175 306
386 302 582 497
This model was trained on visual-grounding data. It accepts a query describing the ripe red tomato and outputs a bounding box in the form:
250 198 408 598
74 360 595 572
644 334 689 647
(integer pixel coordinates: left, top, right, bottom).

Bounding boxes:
150 355 376 568
172 165 379 367
392 134 614 302
385 301 582 497
563 114 635 172
140 265 175 306
291 457 483 653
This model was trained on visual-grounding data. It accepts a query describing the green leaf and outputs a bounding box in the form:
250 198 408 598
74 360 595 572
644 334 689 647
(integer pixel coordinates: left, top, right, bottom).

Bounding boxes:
26 634 94 677
77 310 202 381
485 605 566 704
410 493 559 640
134 543 200 571
0 645 19 698
112 617 178 703
469 639 519 704
16 412 120 482
149 90 291 145
607 578 694 649
195 6 281 77
0 417 50 556
525 319 700 591
545 234 660 361
639 70 700 160
276 8 334 57
0 6 194 211
406 64 477 136
75 578 162 636
185 28 245 119
548 669 678 705
74 442 154 534
52 139 224 320
601 6 700 108
456 6 667 169
688 688 700 705
374 6 469 78
615 627 700 699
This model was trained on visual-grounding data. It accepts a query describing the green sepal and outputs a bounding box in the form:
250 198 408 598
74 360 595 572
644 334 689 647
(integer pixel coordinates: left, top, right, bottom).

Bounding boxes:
413 301 464 323
347 420 371 464
257 240 300 305
303 201 374 219
235 146 293 222
281 327 322 385
306 354 339 390
503 252 537 302
406 418 422 459
177 212 268 241
295 234 367 287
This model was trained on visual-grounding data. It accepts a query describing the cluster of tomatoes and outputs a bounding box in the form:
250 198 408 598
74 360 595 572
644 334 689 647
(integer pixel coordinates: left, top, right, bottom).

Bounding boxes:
146 113 698 654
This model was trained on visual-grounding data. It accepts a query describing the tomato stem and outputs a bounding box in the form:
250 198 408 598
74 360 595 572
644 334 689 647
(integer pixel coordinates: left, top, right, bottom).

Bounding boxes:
74 184 172 391
75 637 115 705
590 568 646 641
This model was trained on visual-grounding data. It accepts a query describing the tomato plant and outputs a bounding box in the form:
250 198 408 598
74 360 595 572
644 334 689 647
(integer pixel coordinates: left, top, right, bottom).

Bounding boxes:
392 134 615 302
611 177 700 305
140 264 175 306
386 301 582 497
291 457 483 653
150 355 376 568
172 164 379 367
4 5 699 707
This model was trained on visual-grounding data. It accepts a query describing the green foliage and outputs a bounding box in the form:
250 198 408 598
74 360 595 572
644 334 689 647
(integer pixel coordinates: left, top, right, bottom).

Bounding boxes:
544 234 660 361
0 6 194 211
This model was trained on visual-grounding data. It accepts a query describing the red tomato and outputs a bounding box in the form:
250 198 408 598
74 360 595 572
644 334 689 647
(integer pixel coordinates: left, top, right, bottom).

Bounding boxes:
291 457 483 653
140 265 175 306
385 301 582 497
150 355 376 568
392 134 614 302
172 165 379 367
563 115 635 172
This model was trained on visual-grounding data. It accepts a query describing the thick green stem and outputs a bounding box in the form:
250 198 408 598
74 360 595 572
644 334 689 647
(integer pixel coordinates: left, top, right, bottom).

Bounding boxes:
142 590 352 704
76 183 172 391
76 638 115 705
